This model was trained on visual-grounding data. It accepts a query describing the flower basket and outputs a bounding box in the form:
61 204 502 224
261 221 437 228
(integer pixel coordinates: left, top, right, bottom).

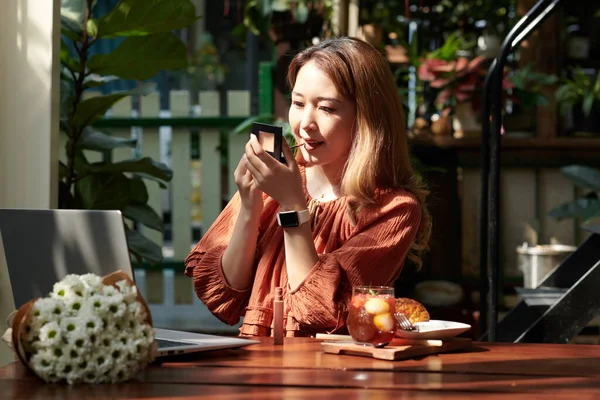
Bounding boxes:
5 271 156 384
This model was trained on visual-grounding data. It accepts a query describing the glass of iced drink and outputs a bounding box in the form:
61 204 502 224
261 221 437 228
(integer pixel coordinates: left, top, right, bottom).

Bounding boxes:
347 286 396 346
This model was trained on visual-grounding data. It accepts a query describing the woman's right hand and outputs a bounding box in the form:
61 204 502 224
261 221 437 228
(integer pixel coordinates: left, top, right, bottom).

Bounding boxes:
234 154 264 217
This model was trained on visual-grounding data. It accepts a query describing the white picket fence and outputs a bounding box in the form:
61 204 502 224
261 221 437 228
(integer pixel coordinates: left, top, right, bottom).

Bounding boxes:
133 268 242 333
59 89 249 333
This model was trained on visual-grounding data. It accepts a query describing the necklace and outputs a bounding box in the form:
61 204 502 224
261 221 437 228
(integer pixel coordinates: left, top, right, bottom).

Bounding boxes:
308 167 335 201
306 168 328 228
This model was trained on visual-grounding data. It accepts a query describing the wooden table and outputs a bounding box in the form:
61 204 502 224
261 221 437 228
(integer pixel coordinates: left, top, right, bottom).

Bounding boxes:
1 338 599 399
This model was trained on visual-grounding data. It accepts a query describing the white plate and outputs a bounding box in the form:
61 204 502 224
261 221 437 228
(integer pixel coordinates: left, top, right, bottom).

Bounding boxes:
395 320 471 340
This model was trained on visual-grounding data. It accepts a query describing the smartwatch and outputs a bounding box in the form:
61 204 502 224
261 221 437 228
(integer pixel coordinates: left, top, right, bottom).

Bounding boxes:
277 209 311 228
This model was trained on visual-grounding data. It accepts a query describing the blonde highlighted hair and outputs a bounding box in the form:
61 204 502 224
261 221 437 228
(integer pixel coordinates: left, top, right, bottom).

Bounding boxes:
287 37 431 269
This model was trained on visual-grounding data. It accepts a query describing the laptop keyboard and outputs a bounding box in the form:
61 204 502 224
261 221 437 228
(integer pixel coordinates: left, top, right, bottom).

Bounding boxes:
156 338 199 349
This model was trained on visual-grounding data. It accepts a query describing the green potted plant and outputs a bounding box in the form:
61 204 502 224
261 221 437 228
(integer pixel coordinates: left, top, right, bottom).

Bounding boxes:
60 0 199 265
547 165 600 230
234 0 333 47
555 67 600 135
502 63 559 134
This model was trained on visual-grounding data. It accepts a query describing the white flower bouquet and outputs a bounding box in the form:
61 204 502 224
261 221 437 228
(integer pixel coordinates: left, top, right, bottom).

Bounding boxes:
6 271 156 384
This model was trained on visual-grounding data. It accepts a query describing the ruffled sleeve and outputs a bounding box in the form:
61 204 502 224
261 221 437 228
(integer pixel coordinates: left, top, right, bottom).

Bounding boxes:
184 192 252 326
287 191 421 332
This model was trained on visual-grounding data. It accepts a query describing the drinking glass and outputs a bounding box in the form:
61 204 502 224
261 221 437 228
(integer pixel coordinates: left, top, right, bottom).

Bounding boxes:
347 286 396 346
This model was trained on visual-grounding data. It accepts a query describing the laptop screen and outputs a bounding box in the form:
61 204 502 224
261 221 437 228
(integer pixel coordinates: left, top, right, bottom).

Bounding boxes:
0 209 133 308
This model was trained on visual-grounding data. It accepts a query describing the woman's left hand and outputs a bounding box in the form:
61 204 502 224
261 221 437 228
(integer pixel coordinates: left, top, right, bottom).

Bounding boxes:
244 134 306 210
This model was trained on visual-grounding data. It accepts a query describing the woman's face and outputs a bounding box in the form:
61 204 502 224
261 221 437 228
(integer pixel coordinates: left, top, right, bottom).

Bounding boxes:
288 61 356 174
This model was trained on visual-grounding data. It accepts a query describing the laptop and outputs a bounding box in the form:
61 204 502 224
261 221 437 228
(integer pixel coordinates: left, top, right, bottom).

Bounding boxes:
0 208 258 357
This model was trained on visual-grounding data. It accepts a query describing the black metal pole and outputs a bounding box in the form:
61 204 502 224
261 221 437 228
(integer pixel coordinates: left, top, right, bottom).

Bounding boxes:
246 31 260 115
479 65 493 338
479 0 562 342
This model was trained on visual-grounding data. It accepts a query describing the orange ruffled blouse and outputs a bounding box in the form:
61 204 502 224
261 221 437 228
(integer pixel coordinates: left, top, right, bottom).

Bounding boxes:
184 166 421 337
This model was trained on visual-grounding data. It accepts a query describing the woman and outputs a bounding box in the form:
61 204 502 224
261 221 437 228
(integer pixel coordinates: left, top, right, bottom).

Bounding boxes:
185 37 431 337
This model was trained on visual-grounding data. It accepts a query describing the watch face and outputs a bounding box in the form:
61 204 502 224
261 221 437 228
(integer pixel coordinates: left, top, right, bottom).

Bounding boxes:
278 211 299 228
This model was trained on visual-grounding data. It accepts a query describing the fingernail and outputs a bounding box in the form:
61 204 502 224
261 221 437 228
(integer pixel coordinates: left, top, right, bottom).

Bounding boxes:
250 133 257 140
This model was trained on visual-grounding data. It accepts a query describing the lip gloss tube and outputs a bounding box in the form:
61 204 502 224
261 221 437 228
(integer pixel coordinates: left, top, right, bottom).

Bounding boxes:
274 287 284 345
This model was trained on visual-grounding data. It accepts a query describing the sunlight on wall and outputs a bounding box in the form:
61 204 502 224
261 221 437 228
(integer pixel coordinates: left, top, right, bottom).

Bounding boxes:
0 0 60 209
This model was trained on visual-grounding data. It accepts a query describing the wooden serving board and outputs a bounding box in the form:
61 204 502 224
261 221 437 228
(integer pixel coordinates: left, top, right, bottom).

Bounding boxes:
320 338 472 361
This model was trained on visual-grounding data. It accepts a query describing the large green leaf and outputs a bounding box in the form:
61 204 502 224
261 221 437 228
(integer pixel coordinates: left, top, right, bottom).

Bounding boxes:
128 178 149 204
582 92 595 117
554 85 578 103
71 82 156 131
61 24 80 41
60 39 79 72
70 149 91 176
95 0 199 38
561 165 600 191
126 227 164 265
133 173 168 189
243 0 271 37
230 113 275 135
594 72 600 95
75 171 153 210
77 127 137 152
61 0 89 30
123 203 163 231
60 69 76 121
547 198 600 221
83 74 119 89
87 33 188 81
90 157 173 182
75 172 132 210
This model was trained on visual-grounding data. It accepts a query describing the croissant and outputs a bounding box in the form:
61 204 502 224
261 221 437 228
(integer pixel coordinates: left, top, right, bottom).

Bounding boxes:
395 297 430 324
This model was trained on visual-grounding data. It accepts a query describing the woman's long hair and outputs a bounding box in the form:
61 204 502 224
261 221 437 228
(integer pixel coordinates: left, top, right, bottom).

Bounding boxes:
287 37 432 269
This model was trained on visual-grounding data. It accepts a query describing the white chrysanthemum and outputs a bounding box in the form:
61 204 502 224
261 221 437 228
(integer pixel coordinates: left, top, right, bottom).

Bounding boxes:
78 313 103 335
101 284 120 297
92 348 114 377
26 314 46 334
63 296 85 317
133 322 154 342
24 273 155 384
121 338 138 358
66 327 93 353
106 298 127 319
29 348 55 375
54 346 80 381
79 273 104 292
115 280 138 302
92 291 125 320
127 301 147 322
59 317 84 339
38 321 62 347
31 297 62 323
105 341 139 383
21 316 44 345
51 274 85 300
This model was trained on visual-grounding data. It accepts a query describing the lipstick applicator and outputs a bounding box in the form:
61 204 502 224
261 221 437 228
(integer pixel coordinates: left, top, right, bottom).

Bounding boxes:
273 287 284 345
